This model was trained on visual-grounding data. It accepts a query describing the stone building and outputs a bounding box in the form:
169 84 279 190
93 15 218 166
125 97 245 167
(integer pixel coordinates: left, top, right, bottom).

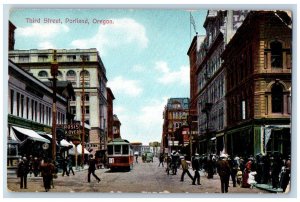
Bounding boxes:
9 48 108 154
193 10 248 155
222 11 292 157
8 60 68 163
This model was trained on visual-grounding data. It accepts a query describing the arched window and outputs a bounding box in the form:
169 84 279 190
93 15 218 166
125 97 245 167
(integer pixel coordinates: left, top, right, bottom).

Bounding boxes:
271 41 283 68
271 84 283 113
67 70 76 77
66 70 76 86
38 70 48 78
57 71 63 79
80 70 90 87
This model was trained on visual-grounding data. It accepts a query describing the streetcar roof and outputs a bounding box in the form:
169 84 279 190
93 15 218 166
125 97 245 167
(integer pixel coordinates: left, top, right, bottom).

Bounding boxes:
107 138 131 145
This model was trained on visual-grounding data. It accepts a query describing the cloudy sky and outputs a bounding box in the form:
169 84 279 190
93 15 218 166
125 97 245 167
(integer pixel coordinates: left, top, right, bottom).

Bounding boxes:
9 8 207 145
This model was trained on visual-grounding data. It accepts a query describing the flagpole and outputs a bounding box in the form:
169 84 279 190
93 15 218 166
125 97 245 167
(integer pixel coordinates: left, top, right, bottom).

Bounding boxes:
190 12 192 43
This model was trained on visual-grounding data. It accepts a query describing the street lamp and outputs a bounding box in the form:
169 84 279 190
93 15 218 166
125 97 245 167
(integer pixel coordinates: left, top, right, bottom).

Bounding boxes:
50 49 58 161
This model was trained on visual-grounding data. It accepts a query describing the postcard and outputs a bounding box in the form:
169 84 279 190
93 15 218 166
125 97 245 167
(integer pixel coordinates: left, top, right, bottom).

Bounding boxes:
5 6 293 196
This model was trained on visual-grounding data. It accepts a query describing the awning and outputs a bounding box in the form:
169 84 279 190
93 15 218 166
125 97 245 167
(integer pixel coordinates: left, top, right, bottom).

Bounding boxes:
68 143 90 155
60 139 73 147
12 126 50 143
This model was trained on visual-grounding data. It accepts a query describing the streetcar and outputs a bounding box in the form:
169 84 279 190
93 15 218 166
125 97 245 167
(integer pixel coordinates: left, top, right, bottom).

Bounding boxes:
107 138 134 171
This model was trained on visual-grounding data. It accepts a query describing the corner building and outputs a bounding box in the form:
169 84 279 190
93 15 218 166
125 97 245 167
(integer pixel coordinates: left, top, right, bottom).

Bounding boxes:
9 48 108 154
222 11 292 157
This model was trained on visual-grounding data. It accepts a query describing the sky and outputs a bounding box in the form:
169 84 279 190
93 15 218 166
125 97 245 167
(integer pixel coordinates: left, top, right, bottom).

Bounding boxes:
9 8 207 145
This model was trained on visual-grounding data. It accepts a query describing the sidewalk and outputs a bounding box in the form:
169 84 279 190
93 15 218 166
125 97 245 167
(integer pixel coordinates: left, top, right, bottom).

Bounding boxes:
254 184 284 193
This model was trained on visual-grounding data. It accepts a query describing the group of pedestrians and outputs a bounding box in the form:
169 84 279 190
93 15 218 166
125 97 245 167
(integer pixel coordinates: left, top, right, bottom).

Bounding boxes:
17 156 58 192
159 151 291 193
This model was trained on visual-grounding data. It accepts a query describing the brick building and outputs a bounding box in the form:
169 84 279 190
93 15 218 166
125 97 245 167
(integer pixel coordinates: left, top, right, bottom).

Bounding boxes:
222 11 292 157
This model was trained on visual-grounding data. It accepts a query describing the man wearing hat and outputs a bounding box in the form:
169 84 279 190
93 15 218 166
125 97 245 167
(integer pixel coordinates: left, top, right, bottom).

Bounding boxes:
217 153 231 193
180 156 193 182
87 154 101 183
17 157 30 189
192 153 201 185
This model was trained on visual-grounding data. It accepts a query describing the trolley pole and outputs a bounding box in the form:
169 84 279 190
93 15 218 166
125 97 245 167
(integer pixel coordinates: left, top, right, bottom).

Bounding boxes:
50 49 58 161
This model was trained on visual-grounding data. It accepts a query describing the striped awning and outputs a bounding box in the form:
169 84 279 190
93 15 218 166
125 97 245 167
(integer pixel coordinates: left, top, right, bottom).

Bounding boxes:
11 126 50 143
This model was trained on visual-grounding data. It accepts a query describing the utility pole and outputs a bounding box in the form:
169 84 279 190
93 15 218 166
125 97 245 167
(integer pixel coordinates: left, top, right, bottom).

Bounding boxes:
81 55 87 167
50 49 58 161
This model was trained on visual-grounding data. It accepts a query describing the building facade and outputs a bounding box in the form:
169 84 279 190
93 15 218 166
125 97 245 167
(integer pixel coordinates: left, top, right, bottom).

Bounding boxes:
8 60 68 164
113 114 121 139
9 48 108 154
106 87 115 142
162 98 189 154
193 10 248 155
222 11 292 157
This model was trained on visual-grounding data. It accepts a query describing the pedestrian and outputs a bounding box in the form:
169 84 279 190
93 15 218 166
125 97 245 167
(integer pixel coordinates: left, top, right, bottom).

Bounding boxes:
32 157 40 177
180 156 193 182
192 153 201 185
158 153 164 167
236 167 243 187
67 156 75 175
88 154 101 183
247 171 257 189
270 155 282 189
217 153 231 193
228 155 238 187
17 157 29 189
206 154 214 179
135 154 138 163
280 155 291 192
40 158 55 192
61 156 69 176
242 157 253 188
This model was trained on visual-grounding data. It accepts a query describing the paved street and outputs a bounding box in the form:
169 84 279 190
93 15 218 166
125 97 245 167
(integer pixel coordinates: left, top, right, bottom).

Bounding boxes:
7 157 269 194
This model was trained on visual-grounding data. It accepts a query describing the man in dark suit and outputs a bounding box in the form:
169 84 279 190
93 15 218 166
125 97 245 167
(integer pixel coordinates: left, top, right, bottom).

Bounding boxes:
192 153 201 185
88 154 101 183
17 157 29 189
217 154 231 193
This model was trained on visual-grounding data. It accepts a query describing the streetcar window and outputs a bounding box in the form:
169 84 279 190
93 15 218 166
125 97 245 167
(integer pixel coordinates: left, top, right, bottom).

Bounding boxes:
107 145 113 155
115 145 121 154
122 145 129 155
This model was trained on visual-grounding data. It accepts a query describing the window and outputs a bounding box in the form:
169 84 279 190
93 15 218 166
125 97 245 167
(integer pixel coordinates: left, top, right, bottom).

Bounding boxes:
67 55 76 61
26 97 29 119
272 84 283 113
80 70 90 87
31 100 34 120
16 93 20 116
35 101 38 121
122 145 129 155
57 71 63 79
10 90 14 114
107 145 113 155
39 103 42 123
70 106 76 115
19 55 29 62
21 95 24 118
42 105 45 123
85 94 89 101
38 71 48 78
114 145 121 154
38 55 48 62
271 41 283 68
241 100 246 120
